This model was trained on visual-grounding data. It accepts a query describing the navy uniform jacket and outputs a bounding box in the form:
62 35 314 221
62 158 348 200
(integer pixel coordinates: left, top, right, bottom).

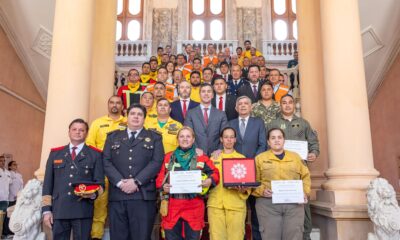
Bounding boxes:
42 144 104 219
103 129 164 201
227 78 249 96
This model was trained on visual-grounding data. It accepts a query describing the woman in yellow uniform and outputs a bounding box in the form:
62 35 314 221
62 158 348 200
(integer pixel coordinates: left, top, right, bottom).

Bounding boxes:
207 127 250 240
144 98 182 153
253 128 311 240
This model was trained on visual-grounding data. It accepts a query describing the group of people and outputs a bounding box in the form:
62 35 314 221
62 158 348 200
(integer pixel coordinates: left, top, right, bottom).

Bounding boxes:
41 40 317 240
0 155 23 239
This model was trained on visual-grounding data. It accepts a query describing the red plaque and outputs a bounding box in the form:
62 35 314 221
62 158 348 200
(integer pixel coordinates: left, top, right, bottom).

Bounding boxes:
222 158 260 187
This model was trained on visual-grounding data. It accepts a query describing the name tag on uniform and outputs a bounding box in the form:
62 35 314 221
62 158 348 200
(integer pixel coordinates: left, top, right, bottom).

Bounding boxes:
54 159 63 164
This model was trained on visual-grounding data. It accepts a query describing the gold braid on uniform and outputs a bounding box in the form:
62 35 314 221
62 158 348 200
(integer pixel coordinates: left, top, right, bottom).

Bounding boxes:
97 186 104 196
42 195 52 206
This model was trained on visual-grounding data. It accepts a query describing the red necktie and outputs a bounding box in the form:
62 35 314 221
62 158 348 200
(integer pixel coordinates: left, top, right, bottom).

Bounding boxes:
182 100 187 118
218 96 223 111
71 146 77 160
203 108 209 125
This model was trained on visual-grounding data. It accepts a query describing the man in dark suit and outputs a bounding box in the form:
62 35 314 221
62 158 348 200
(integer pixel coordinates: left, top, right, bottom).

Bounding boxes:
227 64 249 96
185 83 228 155
103 104 164 240
211 77 238 121
42 118 104 240
238 64 264 103
170 81 199 124
229 95 267 240
241 57 251 79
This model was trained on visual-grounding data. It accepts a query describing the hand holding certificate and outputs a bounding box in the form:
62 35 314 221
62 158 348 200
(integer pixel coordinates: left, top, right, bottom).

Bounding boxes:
170 170 202 194
271 180 304 204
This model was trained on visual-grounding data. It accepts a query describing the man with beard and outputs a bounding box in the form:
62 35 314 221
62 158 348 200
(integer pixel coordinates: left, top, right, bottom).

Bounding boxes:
189 71 202 102
170 81 199 124
238 64 264 103
243 40 262 60
203 43 218 68
149 59 158 79
86 96 127 240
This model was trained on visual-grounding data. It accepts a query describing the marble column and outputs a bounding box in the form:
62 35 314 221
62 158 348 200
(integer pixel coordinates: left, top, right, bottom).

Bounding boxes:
35 0 95 180
311 0 379 238
89 0 117 122
296 0 329 199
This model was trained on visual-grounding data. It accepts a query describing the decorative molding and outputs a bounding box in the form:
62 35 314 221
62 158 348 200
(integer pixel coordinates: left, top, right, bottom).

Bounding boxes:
361 26 384 58
0 83 45 113
31 26 52 59
0 7 47 100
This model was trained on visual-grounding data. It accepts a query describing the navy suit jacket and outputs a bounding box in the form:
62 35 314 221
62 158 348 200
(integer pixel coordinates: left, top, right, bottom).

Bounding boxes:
170 99 199 124
229 117 267 158
237 80 264 103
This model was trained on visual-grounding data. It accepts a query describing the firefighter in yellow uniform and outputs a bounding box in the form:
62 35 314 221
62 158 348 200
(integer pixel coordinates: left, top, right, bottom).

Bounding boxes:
207 127 251 240
144 98 182 154
189 71 201 103
86 95 127 240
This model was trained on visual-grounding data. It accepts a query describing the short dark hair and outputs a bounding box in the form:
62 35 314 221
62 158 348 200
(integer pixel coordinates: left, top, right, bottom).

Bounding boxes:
154 81 166 88
220 61 229 68
8 161 16 170
269 68 281 74
212 77 226 85
193 57 202 63
149 59 158 64
157 47 164 51
127 103 147 117
267 128 286 139
260 81 275 101
220 126 237 138
157 97 170 106
199 83 213 91
69 118 89 131
177 53 185 58
142 62 150 68
248 64 260 72
244 40 251 44
202 67 213 74
128 68 139 76
236 46 243 51
108 95 122 103
190 71 201 78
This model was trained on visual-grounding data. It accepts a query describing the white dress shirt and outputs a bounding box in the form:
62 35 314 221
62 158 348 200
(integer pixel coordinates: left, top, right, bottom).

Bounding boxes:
180 98 191 112
9 171 23 201
215 93 226 111
0 168 11 201
69 142 85 156
200 104 212 118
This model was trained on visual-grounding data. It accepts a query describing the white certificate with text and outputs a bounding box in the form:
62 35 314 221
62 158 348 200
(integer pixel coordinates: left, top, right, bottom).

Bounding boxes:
271 180 304 204
170 170 202 194
284 140 308 160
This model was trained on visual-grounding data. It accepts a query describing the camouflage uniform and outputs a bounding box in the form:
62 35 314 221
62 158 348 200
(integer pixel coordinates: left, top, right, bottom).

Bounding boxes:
251 101 281 128
268 113 319 240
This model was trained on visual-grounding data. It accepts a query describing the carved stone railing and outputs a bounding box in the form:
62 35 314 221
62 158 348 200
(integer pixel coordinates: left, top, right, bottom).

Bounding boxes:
115 40 152 63
176 40 239 56
263 40 297 62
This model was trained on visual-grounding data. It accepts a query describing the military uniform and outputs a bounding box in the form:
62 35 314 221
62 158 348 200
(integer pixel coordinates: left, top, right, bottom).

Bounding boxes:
42 144 104 240
144 117 183 154
103 128 164 240
86 115 126 239
251 101 281 128
268 114 319 240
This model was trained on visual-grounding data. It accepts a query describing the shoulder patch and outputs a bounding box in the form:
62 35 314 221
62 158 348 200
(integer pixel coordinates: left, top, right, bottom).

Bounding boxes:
50 146 65 152
88 145 102 153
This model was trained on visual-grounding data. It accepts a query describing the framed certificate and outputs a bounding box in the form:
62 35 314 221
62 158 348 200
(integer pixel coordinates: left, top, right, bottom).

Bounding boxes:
222 158 260 187
271 180 304 204
169 170 202 194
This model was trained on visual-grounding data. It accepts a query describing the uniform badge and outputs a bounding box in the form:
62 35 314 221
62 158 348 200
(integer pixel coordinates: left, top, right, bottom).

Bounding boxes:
280 123 286 130
54 159 63 164
145 137 151 142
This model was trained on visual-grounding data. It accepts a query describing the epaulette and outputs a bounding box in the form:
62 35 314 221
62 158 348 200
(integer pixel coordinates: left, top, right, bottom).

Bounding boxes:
88 145 102 153
50 146 65 152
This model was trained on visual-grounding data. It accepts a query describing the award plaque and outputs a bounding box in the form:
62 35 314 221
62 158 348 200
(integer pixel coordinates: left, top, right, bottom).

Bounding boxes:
222 158 260 187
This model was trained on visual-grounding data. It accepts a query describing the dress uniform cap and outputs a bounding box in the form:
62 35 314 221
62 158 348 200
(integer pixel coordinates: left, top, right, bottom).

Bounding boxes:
72 181 101 195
